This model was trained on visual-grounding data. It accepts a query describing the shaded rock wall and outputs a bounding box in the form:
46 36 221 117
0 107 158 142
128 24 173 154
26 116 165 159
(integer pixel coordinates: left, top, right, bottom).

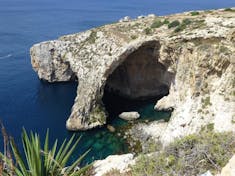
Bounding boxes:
105 41 171 100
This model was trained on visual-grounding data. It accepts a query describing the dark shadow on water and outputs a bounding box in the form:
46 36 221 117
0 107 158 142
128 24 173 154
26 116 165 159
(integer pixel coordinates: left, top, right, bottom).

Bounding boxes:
102 87 171 124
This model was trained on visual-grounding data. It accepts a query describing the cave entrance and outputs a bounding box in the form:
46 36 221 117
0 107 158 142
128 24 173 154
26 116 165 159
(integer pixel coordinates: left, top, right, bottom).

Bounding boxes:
102 41 172 123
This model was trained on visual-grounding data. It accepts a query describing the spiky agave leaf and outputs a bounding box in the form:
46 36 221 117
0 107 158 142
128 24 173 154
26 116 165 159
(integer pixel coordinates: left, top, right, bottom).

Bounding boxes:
1 128 90 176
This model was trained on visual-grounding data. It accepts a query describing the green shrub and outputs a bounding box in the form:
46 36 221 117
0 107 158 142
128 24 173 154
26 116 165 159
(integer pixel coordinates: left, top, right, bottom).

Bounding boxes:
174 24 186 32
162 19 170 24
202 96 212 107
88 31 97 44
191 11 200 16
151 20 163 28
182 18 192 25
168 20 180 28
192 19 206 29
132 130 235 176
201 123 214 132
220 46 230 55
224 8 235 12
0 128 91 176
174 19 192 32
144 27 152 35
150 19 170 29
130 35 137 40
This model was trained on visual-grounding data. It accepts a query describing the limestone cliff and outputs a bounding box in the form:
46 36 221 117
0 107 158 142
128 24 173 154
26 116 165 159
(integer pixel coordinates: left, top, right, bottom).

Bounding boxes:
30 8 235 134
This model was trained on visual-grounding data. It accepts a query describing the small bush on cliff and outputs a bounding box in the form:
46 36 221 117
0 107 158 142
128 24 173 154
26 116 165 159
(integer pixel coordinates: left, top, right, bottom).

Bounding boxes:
0 126 91 176
182 18 192 25
151 19 170 29
151 20 163 28
191 11 200 16
168 20 180 28
132 127 235 176
144 27 152 35
174 19 192 32
224 8 235 12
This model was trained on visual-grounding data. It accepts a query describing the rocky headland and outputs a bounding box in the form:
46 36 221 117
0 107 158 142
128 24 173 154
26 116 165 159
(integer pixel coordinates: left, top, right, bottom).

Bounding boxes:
30 8 235 175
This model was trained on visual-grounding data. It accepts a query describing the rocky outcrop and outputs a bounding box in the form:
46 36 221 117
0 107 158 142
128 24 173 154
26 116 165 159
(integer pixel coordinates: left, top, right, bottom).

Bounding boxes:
128 120 168 152
92 154 135 176
31 8 235 132
119 112 140 121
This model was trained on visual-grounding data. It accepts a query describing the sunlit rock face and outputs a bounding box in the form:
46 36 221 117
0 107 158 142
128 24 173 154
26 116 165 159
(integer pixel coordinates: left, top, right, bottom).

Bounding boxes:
31 8 235 135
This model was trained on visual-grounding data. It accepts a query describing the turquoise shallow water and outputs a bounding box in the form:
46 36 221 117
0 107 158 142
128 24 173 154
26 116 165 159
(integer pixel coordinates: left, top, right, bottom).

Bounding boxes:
78 91 171 164
0 0 234 164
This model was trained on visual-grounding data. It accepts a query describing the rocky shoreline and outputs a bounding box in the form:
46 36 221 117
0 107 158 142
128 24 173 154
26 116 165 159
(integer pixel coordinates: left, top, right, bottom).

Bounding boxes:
31 8 234 137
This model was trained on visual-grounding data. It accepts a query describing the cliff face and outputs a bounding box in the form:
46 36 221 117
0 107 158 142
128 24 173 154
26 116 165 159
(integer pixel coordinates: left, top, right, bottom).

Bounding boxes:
156 37 235 144
31 9 235 134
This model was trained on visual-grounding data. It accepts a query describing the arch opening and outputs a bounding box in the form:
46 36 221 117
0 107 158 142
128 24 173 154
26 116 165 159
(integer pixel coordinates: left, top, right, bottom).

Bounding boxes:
102 41 173 123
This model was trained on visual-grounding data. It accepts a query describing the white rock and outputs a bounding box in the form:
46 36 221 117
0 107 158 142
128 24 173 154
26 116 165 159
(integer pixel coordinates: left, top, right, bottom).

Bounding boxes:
119 112 140 121
148 14 156 18
93 154 135 176
119 16 131 22
200 171 213 176
137 15 145 19
220 155 235 176
155 95 175 111
107 124 115 132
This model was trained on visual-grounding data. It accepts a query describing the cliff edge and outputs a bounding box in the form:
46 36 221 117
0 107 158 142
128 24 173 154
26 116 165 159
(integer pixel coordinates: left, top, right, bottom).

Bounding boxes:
30 8 235 138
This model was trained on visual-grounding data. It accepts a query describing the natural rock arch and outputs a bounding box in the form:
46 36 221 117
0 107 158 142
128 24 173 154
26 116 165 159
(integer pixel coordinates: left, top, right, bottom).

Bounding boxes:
64 40 174 130
30 10 235 144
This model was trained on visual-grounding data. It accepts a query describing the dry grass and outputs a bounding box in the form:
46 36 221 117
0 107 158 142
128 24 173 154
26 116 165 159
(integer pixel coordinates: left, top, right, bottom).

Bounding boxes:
104 169 132 176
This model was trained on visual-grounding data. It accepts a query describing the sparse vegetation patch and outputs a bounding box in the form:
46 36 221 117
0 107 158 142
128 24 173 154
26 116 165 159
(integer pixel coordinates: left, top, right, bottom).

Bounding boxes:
132 129 235 176
174 19 192 32
144 27 152 35
88 31 97 44
224 8 235 12
130 35 138 40
168 20 180 28
191 11 200 16
151 20 163 28
201 96 212 108
151 19 170 29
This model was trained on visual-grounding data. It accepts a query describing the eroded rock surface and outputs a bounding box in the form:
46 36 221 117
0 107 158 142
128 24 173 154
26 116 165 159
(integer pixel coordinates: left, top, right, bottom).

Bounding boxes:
92 154 135 176
31 8 235 133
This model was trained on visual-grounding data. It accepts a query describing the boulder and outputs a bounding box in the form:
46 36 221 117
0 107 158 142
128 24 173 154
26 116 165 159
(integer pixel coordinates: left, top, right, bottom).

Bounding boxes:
107 125 116 132
200 171 213 176
119 16 131 22
137 15 145 19
147 14 156 18
92 153 135 176
154 95 175 111
220 155 235 176
119 112 140 121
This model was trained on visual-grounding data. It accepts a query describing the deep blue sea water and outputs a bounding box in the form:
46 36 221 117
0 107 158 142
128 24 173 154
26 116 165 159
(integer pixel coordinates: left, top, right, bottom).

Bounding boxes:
0 0 235 164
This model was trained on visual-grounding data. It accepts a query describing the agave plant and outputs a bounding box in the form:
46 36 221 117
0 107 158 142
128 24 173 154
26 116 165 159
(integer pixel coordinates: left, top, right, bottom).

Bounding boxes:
0 127 91 176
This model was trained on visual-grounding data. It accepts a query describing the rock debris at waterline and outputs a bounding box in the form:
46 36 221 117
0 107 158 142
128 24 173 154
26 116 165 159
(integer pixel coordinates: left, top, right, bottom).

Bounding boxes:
31 8 235 145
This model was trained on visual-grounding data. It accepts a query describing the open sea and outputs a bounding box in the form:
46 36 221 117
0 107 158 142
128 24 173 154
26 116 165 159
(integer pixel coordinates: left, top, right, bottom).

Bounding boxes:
0 0 235 164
